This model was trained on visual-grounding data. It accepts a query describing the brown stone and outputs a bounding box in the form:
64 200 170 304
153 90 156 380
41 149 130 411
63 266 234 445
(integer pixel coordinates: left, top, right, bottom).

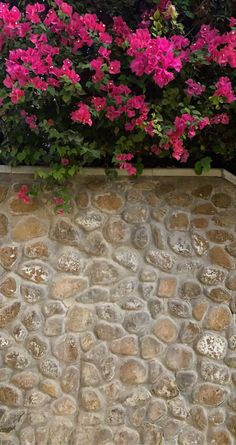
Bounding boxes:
120 359 147 384
176 371 197 391
13 217 47 242
50 219 81 246
211 192 231 208
53 334 80 364
86 260 120 285
0 214 8 238
180 281 201 299
192 300 209 321
0 386 21 406
123 205 149 224
192 184 213 199
67 304 93 332
11 371 39 389
168 396 187 419
0 276 16 298
44 316 64 336
208 409 225 426
147 399 167 422
209 430 232 445
210 246 235 270
168 300 191 318
151 225 164 249
226 241 236 258
21 284 44 304
4 348 30 370
167 212 189 231
110 336 138 355
81 362 101 387
167 193 191 207
226 414 236 437
52 395 77 415
191 218 208 229
61 366 80 393
25 242 49 258
80 388 102 411
39 358 59 379
207 230 234 243
193 383 228 406
165 344 194 371
18 262 50 283
226 273 236 291
9 197 39 214
95 322 124 340
107 404 125 426
80 332 96 352
114 426 140 445
24 389 49 407
208 287 231 303
154 318 178 343
40 380 61 398
94 192 123 212
146 249 174 272
192 233 209 256
212 212 236 227
0 302 21 328
22 309 42 331
158 277 177 298
76 191 89 209
178 426 204 445
192 202 216 214
156 183 174 196
206 305 232 331
103 217 130 244
152 375 179 399
0 186 8 202
51 277 88 300
27 336 48 359
199 267 225 285
189 405 208 430
140 336 163 359
0 247 18 270
180 321 201 343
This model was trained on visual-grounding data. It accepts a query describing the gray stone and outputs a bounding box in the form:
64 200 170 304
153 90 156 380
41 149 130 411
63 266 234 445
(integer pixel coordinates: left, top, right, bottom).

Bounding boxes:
125 311 150 334
196 334 227 360
86 260 121 285
4 348 30 370
168 300 191 318
123 206 149 224
113 247 139 272
133 226 150 249
75 211 104 231
168 233 192 256
199 267 225 285
178 426 205 445
152 374 179 398
146 249 175 272
165 344 194 371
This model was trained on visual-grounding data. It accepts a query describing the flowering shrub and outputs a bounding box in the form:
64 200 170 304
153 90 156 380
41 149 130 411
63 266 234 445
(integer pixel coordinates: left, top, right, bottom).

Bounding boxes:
0 0 235 209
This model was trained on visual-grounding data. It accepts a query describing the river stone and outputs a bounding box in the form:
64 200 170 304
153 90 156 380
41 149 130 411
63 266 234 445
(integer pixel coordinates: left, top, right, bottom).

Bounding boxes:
107 404 125 426
0 302 21 328
0 333 12 349
154 318 178 343
209 430 232 445
180 321 201 344
142 424 163 445
206 305 232 331
165 344 194 371
96 303 123 323
123 205 149 224
207 287 231 303
100 356 117 382
0 276 16 298
25 241 49 259
52 395 77 415
193 383 228 406
199 267 225 285
103 216 130 244
22 309 43 331
75 211 104 231
189 405 208 430
168 233 192 256
140 335 164 359
192 300 209 321
94 192 123 213
51 277 88 300
120 359 147 384
76 191 89 208
27 335 48 359
24 390 49 407
226 241 236 258
13 217 47 242
39 358 59 379
0 386 21 407
12 323 27 343
53 334 80 363
168 300 191 318
196 334 227 359
110 336 138 356
152 374 179 399
114 426 140 445
86 260 121 285
81 362 101 387
122 296 145 311
200 360 230 384
167 192 191 207
18 262 50 283
0 409 26 433
178 426 205 445
125 311 150 334
191 217 208 229
168 396 188 420
192 184 213 199
133 226 149 249
226 273 236 291
113 247 139 272
44 316 64 336
50 219 81 246
179 281 201 299
21 284 44 304
67 304 93 332
210 246 235 270
147 399 167 422
158 277 177 298
0 214 8 237
0 246 18 270
226 413 236 437
61 366 80 394
82 231 108 257
80 388 102 411
11 371 39 389
146 249 174 272
95 322 125 340
176 371 198 392
211 192 232 208
167 212 189 231
207 230 234 243
56 251 83 274
4 348 30 370
192 233 209 256
192 202 216 214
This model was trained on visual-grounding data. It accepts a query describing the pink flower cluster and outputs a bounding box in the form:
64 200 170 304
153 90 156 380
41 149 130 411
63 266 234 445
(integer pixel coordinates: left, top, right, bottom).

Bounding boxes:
71 103 92 126
20 110 37 129
214 76 236 103
185 79 206 97
17 185 30 203
116 153 137 175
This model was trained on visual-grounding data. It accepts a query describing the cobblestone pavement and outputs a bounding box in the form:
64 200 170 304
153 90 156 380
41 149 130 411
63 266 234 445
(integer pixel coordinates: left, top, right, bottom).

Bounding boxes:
0 176 235 445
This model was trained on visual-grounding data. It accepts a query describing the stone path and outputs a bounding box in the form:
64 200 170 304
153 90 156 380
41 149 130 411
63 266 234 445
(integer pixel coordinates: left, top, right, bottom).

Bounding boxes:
0 176 235 445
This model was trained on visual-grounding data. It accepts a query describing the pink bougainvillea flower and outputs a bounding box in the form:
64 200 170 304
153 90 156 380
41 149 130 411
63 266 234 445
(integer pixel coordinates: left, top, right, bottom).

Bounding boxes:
185 79 206 97
52 196 65 205
17 185 30 203
60 2 73 17
116 153 134 161
229 17 236 27
71 103 93 126
91 97 106 111
10 88 24 104
25 114 37 129
61 158 70 166
109 60 121 75
26 3 45 24
214 76 236 103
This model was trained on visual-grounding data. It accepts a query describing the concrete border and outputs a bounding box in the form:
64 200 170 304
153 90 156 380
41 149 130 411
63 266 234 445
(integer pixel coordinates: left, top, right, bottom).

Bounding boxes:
0 165 235 185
